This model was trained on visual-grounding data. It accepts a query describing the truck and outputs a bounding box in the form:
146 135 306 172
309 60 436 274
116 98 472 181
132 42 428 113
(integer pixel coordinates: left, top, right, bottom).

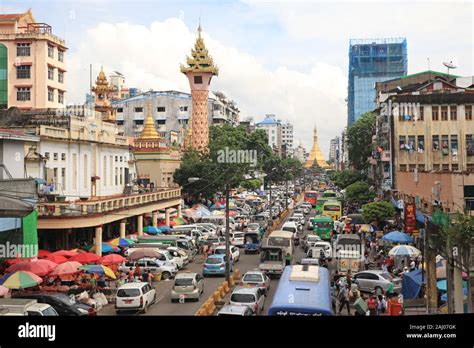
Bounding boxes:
258 246 285 278
0 299 58 316
335 234 362 274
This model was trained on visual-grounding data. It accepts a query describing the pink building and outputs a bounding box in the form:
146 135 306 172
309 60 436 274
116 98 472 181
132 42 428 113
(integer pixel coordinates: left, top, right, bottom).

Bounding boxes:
0 9 67 110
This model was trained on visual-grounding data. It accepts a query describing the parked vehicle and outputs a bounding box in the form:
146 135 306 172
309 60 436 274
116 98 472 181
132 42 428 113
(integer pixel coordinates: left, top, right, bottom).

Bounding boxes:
171 272 204 302
230 286 266 314
120 258 177 280
12 292 95 316
115 282 156 314
213 245 240 262
203 254 233 277
353 270 402 295
0 299 58 316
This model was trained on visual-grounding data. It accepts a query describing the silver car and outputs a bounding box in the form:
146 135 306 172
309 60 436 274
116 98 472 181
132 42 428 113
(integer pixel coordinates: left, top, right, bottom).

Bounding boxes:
230 286 266 314
353 270 402 295
217 304 254 316
171 272 204 302
241 271 271 293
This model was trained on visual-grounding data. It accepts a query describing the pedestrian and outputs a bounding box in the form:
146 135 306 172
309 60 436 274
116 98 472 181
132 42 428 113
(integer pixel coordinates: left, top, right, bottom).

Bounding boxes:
338 284 351 315
377 294 387 315
345 270 352 287
285 253 291 266
331 282 337 314
410 259 416 271
364 253 370 270
142 268 149 283
148 270 154 284
368 295 377 316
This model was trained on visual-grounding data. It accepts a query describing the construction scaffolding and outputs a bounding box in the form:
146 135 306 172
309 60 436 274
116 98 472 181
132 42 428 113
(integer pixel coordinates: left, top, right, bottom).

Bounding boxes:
347 37 408 126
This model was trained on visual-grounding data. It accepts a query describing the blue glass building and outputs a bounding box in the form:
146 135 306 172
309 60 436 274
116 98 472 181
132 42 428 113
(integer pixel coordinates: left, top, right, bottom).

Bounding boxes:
347 38 407 126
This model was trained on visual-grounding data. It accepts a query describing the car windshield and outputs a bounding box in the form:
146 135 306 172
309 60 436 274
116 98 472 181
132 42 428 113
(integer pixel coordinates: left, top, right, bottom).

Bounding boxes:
245 235 258 243
380 272 393 280
282 227 296 233
243 274 263 282
231 293 256 303
214 248 225 254
52 294 76 305
268 237 290 247
248 224 259 229
206 257 223 264
315 222 332 228
232 233 244 238
308 236 319 241
175 278 194 286
117 289 141 297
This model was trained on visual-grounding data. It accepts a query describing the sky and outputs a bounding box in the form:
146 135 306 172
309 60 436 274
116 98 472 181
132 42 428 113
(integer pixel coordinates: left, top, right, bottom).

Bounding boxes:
1 0 473 157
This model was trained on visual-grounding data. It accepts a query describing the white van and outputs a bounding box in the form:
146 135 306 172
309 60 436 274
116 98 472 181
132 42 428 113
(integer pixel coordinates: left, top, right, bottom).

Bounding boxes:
281 221 298 236
115 282 156 314
267 230 294 258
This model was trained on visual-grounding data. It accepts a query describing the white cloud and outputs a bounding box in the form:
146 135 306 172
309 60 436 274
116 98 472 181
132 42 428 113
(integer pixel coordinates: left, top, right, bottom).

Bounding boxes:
67 17 346 157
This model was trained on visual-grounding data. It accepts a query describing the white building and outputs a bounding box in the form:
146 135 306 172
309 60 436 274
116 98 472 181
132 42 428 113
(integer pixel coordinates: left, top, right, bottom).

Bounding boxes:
281 121 294 155
255 114 282 155
293 142 306 163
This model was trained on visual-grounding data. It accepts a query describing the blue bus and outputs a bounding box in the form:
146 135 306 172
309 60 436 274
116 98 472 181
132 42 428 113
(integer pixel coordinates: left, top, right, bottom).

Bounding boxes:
267 265 333 316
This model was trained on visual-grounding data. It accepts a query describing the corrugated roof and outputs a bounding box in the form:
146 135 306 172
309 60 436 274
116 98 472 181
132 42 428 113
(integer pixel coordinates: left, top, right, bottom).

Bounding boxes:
0 13 23 21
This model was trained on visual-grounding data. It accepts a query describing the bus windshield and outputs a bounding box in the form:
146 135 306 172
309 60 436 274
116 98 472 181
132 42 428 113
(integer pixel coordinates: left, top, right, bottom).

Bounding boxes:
323 191 337 198
323 205 341 211
305 192 317 198
315 222 332 228
268 237 290 247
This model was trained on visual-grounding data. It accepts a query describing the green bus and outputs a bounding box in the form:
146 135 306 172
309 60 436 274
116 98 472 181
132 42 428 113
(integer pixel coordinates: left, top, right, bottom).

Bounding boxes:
315 198 327 215
322 190 337 199
312 215 333 241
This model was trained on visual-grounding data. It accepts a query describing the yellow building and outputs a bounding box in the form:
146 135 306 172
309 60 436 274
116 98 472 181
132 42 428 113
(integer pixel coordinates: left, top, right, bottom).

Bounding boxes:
305 126 330 168
0 10 67 109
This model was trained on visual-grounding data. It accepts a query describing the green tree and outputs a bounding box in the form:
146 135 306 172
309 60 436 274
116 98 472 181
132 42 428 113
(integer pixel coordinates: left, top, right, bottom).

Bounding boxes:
362 201 395 223
240 178 262 191
345 181 375 205
329 170 366 189
347 112 376 171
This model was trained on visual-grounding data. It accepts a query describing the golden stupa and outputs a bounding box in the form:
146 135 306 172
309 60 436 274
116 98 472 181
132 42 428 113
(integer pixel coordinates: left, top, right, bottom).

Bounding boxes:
305 126 329 168
138 104 160 140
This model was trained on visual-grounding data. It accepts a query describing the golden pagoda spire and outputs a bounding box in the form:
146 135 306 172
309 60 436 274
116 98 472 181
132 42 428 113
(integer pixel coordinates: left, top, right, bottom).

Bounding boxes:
139 103 160 140
305 125 329 168
180 24 219 75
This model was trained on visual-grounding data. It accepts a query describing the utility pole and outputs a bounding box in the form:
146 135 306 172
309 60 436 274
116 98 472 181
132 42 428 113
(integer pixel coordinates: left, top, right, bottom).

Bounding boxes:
285 177 289 211
426 220 438 313
225 183 231 284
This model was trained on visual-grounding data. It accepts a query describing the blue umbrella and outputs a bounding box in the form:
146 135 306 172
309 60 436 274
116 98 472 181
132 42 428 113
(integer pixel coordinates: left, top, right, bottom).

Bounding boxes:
157 225 171 232
437 279 468 292
143 226 162 235
381 231 413 244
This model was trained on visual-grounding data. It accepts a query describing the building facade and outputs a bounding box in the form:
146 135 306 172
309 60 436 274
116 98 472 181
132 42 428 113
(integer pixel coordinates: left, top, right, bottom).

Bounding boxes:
391 81 474 214
281 121 294 153
255 114 282 156
0 10 67 110
329 136 340 164
347 37 407 126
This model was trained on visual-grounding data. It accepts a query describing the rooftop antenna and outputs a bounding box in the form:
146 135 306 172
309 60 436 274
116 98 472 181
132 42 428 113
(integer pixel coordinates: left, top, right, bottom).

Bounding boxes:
443 59 457 80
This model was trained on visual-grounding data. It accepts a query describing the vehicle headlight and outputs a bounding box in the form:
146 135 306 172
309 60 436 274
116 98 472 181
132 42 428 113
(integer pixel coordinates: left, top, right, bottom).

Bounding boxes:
77 308 88 314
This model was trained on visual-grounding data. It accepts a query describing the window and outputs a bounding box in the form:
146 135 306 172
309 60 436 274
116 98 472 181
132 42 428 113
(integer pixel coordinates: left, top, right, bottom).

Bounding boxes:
418 164 425 172
58 70 64 83
441 135 449 154
103 156 107 186
399 164 407 171
157 107 165 112
417 106 424 121
450 106 457 121
61 153 66 161
84 154 88 189
44 152 50 160
53 167 58 183
115 156 118 162
48 88 54 102
441 106 448 121
48 44 54 58
115 167 118 185
409 164 416 172
432 106 439 121
442 164 449 171
180 106 188 112
120 156 123 162
399 135 406 150
16 43 30 56
117 120 124 126
452 164 459 171
120 168 123 185
117 107 123 113
466 105 473 121
58 91 64 104
194 75 203 84
48 66 54 80
408 136 415 152
134 120 143 126
110 156 113 186
467 135 474 156
53 153 58 160
432 135 439 150
134 107 143 112
58 49 64 62
16 65 30 79
467 163 474 172
451 135 458 151
72 154 77 190
417 136 424 153
17 87 31 101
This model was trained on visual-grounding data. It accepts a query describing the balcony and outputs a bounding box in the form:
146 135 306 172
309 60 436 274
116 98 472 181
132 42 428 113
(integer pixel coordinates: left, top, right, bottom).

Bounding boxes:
0 23 65 47
37 188 181 218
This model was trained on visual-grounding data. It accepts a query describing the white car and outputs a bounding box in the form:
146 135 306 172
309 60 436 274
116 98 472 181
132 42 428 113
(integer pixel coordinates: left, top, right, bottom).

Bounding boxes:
167 247 189 268
281 221 298 236
214 245 240 262
115 282 156 314
292 213 305 225
307 241 333 260
230 232 245 247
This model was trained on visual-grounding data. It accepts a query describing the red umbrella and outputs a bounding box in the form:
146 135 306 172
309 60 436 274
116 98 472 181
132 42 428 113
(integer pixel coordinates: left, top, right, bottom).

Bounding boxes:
51 250 78 258
49 261 82 277
99 254 125 266
4 258 32 265
6 259 57 277
37 250 52 258
44 254 68 264
69 252 100 264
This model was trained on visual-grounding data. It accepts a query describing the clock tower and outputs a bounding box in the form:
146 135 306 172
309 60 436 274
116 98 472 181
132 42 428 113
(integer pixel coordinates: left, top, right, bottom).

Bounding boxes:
91 66 117 123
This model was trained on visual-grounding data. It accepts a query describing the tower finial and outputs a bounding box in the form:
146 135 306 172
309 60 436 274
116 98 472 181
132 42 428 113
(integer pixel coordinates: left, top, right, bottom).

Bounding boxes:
197 19 202 39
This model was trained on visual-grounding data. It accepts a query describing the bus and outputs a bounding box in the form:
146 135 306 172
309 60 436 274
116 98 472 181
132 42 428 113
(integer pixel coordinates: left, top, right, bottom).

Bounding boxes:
304 191 318 207
322 200 342 221
322 190 337 199
268 265 333 316
315 198 328 215
312 215 333 241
